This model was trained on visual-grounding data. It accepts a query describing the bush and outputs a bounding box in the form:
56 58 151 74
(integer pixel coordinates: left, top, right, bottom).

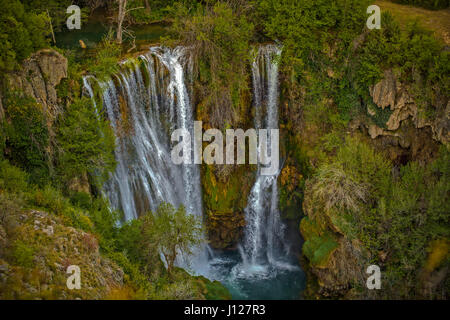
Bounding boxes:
12 240 35 268
167 1 254 128
88 197 120 250
3 94 50 185
0 160 28 193
70 192 92 210
31 185 70 215
88 37 122 81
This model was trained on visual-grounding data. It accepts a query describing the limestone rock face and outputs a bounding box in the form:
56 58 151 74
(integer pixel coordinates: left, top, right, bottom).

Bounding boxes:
370 70 397 110
367 70 449 146
5 49 68 119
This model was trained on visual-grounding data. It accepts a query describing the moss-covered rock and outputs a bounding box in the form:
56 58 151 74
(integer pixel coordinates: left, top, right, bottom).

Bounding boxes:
202 164 254 249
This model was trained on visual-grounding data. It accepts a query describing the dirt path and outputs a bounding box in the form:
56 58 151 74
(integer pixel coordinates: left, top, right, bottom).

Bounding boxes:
375 0 450 45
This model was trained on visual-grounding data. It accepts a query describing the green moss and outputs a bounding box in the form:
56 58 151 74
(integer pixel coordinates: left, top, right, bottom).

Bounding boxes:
194 276 232 300
302 233 339 268
301 217 339 268
202 165 252 214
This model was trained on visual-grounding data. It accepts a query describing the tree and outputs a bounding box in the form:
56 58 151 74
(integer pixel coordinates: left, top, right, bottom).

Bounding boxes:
0 0 50 72
116 0 143 44
141 203 204 277
56 97 116 186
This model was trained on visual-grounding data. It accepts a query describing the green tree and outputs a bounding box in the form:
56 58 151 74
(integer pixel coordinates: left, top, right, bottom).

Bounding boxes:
141 203 205 277
0 0 49 72
56 97 116 186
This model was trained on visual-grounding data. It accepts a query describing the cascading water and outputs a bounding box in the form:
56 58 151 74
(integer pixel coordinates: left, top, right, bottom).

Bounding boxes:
240 44 289 268
83 46 208 273
209 45 305 299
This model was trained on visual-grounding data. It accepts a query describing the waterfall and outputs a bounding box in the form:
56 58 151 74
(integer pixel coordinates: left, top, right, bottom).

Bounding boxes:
83 47 201 221
83 46 208 273
239 44 291 270
82 44 302 294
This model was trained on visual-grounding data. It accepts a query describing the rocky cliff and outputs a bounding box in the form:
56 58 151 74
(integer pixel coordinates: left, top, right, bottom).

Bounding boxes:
354 69 448 164
4 49 68 121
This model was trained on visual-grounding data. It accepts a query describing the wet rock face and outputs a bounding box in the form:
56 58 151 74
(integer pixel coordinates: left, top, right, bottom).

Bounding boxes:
5 49 68 119
367 69 449 146
201 165 255 250
206 211 246 250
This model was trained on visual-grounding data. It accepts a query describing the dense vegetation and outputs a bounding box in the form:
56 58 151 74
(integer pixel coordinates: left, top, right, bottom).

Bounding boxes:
0 0 448 300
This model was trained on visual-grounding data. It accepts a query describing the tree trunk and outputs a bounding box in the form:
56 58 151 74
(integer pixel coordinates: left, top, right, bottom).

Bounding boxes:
144 0 151 14
117 0 127 44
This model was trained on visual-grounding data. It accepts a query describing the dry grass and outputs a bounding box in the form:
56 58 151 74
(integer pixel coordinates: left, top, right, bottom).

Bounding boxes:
375 0 450 44
310 164 369 213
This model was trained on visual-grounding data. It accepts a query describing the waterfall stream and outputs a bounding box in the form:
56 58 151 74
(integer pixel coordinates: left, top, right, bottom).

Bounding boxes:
240 45 289 267
208 45 306 299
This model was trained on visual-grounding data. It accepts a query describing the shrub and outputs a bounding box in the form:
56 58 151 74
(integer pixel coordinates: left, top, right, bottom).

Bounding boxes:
31 185 70 215
167 1 254 128
12 240 35 268
70 192 93 210
0 0 49 72
0 160 28 193
3 94 50 185
88 37 122 81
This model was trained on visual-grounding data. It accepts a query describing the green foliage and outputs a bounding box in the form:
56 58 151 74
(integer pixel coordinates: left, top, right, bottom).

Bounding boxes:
87 197 120 250
88 37 122 81
69 191 92 210
301 218 339 268
194 276 232 300
306 137 450 298
353 13 448 117
257 0 370 74
127 0 176 23
12 240 35 268
22 0 90 32
0 160 29 193
56 97 116 186
167 1 254 127
141 203 205 276
32 184 70 215
0 0 50 72
3 94 50 185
